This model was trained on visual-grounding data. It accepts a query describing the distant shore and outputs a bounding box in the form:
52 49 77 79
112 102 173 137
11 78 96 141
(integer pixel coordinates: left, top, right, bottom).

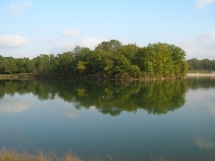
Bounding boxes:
186 73 215 77
1 73 215 80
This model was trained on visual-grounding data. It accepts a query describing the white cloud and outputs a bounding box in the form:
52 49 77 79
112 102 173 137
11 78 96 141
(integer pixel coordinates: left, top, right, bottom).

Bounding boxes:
90 106 96 110
64 110 78 119
80 37 105 49
21 1 32 8
0 35 30 48
196 0 215 8
0 100 30 113
50 42 76 53
8 1 32 16
178 31 215 60
62 28 79 36
50 36 105 53
197 31 215 40
194 137 215 148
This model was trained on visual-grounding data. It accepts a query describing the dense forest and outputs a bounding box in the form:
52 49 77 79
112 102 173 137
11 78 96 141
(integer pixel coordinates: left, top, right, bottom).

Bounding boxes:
0 40 188 79
187 58 215 71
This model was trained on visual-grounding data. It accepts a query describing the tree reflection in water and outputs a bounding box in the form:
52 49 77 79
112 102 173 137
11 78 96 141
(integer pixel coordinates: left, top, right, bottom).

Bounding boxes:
0 79 188 116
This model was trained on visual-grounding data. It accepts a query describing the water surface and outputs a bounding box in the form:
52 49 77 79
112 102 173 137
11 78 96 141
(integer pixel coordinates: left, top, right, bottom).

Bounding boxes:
0 78 215 160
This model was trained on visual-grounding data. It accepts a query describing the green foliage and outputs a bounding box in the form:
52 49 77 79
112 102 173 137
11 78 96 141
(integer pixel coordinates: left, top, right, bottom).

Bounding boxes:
95 39 123 52
187 58 215 72
118 43 138 63
134 43 187 78
34 54 51 75
167 44 187 78
57 52 73 75
0 40 188 79
0 55 4 73
4 58 19 74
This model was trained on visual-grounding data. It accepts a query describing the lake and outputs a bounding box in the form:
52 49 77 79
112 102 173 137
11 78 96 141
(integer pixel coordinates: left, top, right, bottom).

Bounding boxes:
0 77 215 160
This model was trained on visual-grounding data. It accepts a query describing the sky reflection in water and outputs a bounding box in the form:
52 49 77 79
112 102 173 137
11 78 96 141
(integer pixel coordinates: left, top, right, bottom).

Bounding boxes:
0 78 215 160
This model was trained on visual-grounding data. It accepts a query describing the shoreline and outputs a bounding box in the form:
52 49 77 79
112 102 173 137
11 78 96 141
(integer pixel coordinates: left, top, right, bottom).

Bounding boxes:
0 147 214 161
186 73 215 77
1 73 215 80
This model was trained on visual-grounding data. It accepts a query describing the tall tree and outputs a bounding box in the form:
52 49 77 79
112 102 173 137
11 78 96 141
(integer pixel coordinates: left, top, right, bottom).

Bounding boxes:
4 58 19 74
0 55 4 73
95 40 123 53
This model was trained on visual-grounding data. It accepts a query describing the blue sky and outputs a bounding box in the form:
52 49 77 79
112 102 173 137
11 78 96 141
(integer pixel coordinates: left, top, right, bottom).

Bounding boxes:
0 0 215 60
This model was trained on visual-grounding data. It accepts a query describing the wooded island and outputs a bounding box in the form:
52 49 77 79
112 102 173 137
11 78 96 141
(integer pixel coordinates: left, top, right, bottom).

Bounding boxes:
0 40 188 79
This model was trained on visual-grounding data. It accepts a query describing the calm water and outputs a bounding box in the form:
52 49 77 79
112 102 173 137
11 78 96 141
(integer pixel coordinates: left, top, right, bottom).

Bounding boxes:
0 77 215 160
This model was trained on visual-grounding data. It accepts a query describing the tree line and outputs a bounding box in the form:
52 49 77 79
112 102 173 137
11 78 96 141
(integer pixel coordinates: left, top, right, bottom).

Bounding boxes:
0 40 188 79
187 58 215 71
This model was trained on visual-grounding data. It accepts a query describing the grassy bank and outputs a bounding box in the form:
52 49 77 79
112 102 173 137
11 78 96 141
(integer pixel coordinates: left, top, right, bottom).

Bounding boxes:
1 148 215 161
0 73 36 80
0 148 81 161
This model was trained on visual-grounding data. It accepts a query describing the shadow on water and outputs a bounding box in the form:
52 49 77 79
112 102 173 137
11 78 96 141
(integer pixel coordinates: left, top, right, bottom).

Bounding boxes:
0 79 188 116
